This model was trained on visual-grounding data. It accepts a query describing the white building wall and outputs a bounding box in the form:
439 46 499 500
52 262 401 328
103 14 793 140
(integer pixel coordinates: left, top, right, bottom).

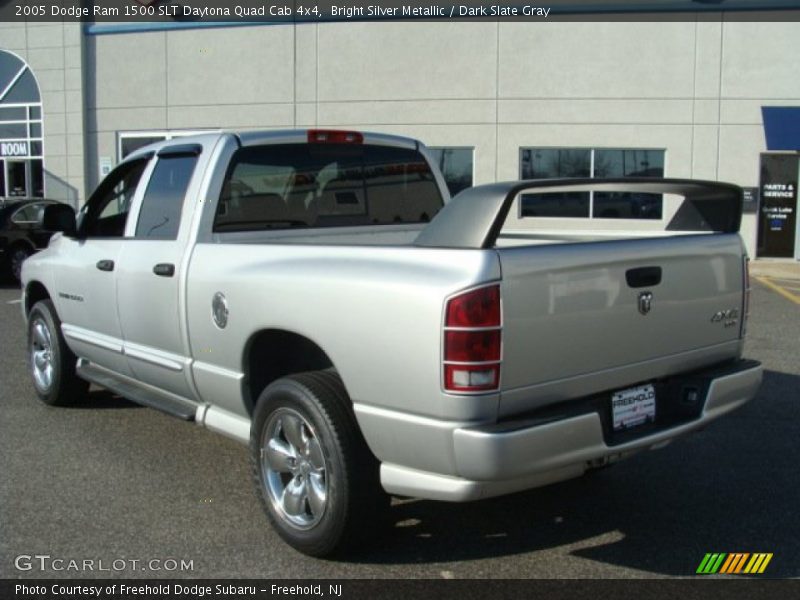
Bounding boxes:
75 18 800 256
0 21 86 206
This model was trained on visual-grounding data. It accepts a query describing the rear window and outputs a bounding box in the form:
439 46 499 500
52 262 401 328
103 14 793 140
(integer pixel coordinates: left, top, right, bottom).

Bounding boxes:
214 143 443 232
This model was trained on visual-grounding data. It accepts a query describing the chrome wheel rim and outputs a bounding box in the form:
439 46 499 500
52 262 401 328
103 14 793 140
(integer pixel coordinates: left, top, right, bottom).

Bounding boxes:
30 317 54 392
260 408 328 530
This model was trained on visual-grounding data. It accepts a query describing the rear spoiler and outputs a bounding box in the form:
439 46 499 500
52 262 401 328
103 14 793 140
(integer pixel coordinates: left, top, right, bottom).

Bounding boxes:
414 178 743 249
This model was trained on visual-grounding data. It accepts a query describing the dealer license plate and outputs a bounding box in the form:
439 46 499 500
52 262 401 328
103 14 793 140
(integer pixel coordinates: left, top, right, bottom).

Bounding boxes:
611 384 656 431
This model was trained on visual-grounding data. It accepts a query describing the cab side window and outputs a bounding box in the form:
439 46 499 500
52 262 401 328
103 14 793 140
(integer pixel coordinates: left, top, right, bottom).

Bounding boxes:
79 159 148 238
135 154 198 240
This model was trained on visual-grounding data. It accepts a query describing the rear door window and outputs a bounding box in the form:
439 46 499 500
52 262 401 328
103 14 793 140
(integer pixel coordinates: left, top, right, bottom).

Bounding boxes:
135 154 198 240
214 143 443 232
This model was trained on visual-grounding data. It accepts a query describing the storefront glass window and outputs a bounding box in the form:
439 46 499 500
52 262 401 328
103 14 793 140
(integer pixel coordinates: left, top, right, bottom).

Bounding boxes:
519 147 665 219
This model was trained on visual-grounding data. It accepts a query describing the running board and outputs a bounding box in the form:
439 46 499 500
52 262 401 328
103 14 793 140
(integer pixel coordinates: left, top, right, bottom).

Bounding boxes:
77 361 197 421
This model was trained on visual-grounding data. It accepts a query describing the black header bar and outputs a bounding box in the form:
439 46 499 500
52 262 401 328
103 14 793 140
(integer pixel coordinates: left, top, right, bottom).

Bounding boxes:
1 0 800 24
2 579 799 600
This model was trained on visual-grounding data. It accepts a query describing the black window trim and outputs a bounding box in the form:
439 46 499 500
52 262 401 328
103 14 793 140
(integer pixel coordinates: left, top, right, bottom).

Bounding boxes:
157 143 203 158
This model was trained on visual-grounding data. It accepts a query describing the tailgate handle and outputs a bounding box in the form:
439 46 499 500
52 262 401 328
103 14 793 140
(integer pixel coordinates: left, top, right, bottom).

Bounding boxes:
626 266 662 288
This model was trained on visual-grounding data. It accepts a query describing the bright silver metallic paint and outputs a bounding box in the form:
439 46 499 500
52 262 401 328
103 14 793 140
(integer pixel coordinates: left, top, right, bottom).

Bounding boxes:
20 130 762 503
380 361 762 501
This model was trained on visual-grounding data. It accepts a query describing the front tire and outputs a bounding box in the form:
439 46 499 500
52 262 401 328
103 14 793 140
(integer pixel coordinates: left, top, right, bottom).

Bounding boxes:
250 371 387 557
27 299 89 406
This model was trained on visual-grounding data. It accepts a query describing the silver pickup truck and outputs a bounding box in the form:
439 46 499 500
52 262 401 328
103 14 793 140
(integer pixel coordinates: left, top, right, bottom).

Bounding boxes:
21 130 762 557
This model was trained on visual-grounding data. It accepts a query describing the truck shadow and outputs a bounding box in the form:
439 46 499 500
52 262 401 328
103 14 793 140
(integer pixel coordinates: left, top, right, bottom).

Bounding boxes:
352 369 798 577
68 388 144 411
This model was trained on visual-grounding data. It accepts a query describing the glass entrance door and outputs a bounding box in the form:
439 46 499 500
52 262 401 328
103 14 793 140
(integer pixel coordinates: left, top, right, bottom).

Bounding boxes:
5 159 29 197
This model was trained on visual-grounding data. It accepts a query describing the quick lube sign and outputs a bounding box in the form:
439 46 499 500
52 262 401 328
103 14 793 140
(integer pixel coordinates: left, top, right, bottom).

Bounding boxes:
0 142 28 157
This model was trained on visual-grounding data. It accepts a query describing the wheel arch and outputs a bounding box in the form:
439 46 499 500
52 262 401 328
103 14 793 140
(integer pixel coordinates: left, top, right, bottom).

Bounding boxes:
24 280 51 315
242 328 340 417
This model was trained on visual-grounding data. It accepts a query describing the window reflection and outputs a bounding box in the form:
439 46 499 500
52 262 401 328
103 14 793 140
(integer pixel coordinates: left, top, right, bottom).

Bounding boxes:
519 147 666 219
520 148 591 217
427 147 474 197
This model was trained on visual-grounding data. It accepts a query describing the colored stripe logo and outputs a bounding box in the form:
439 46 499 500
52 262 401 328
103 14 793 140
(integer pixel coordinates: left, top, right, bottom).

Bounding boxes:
696 553 773 574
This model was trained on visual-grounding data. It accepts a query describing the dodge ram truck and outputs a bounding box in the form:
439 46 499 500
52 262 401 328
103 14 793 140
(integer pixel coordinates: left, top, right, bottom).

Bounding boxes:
20 130 762 556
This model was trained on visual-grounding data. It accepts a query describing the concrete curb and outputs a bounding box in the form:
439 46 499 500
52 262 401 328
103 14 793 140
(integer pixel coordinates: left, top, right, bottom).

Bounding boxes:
749 260 800 282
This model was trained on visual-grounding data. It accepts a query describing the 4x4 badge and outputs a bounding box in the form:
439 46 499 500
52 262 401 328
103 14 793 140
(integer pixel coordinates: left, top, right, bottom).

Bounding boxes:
638 291 653 315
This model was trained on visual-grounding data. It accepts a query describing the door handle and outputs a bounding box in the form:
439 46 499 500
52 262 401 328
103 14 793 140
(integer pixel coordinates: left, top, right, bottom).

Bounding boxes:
626 266 662 288
96 259 114 272
153 263 175 277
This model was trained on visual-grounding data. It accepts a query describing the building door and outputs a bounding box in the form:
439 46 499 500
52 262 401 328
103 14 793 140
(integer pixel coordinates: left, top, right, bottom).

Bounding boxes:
4 159 28 196
757 153 798 258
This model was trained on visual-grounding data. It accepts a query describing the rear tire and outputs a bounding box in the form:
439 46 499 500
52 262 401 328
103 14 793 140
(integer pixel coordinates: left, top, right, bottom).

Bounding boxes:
9 245 31 283
250 371 388 557
27 299 89 406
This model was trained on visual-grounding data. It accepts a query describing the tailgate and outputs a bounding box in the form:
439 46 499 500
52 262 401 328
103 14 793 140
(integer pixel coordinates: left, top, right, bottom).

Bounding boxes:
415 177 747 417
498 234 745 401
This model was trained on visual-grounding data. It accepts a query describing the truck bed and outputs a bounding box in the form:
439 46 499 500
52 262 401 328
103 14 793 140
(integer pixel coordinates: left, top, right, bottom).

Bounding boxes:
212 223 717 248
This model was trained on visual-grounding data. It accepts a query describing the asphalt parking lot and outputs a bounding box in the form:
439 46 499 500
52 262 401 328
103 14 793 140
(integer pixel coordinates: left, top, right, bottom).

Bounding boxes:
0 274 798 580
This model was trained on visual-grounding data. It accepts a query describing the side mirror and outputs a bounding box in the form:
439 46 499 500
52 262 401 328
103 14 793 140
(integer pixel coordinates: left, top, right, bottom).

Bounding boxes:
42 204 77 237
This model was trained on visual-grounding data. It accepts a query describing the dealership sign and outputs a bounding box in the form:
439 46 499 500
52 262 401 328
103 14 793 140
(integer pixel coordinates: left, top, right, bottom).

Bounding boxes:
761 183 796 232
758 153 798 258
0 141 29 157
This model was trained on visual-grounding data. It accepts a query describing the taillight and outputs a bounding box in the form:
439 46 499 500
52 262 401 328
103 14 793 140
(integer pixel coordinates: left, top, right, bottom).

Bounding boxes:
444 331 501 362
307 129 364 144
443 284 501 393
444 364 499 391
741 256 750 338
446 285 500 327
